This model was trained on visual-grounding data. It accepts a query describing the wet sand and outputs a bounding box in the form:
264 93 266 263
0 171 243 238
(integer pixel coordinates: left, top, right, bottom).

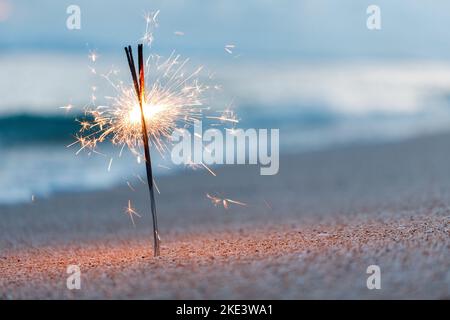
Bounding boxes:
1 133 449 299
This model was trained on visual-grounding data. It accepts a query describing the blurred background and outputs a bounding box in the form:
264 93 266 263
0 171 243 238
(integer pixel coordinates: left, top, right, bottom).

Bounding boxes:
2 0 450 203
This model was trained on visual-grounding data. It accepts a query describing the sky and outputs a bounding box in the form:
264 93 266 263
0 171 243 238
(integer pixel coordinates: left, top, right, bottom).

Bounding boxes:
1 1 450 60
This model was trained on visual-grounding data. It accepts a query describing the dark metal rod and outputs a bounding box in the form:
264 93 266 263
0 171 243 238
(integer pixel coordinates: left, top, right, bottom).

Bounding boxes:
138 44 160 257
124 46 140 98
124 44 161 257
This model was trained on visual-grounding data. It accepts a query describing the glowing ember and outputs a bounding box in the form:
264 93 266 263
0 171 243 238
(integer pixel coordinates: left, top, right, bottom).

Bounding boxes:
124 200 141 227
206 193 246 210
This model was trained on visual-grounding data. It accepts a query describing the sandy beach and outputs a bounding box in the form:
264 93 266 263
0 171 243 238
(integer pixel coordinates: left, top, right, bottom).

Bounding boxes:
1 133 449 299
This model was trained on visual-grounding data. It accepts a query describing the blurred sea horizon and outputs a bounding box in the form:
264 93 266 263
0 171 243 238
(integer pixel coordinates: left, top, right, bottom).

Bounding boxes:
2 56 450 204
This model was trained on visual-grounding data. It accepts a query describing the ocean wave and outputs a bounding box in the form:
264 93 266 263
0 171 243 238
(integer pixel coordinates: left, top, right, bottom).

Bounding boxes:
0 113 83 146
0 107 341 146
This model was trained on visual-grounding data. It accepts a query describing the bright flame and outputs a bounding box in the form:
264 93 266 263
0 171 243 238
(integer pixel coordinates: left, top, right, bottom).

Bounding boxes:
73 52 208 156
128 103 166 125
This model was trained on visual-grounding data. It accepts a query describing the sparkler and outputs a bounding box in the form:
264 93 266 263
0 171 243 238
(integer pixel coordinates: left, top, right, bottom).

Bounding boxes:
72 39 208 256
125 44 160 256
71 12 246 256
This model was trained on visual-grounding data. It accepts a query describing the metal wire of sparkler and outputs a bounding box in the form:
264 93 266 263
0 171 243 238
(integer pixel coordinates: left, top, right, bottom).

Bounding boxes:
125 44 160 257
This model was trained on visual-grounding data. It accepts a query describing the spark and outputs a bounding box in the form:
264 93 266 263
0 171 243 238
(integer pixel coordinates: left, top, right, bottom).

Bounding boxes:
206 193 246 210
124 200 141 227
186 159 216 176
141 10 160 46
88 50 99 62
107 158 113 172
147 10 160 24
207 108 239 125
153 179 161 194
60 104 73 112
141 32 154 47
135 174 147 185
31 195 35 202
201 162 216 176
126 181 135 191
225 44 235 54
76 119 91 131
69 134 96 154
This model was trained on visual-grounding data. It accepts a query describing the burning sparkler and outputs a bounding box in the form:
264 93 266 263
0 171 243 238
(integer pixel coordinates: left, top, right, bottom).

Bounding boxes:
72 42 208 256
71 12 243 256
124 43 161 256
74 52 206 156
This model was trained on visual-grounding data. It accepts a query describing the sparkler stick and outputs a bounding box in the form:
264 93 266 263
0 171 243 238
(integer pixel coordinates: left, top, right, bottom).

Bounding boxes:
75 34 209 256
124 44 161 257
